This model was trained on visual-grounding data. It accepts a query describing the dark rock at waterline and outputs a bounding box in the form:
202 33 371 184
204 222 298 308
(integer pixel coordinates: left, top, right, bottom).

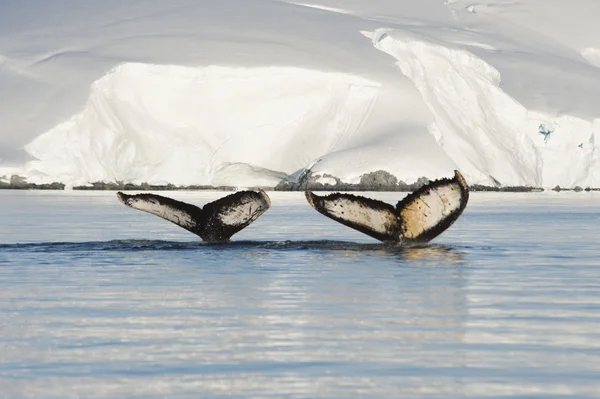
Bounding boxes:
470 184 542 192
2 173 597 192
358 170 398 189
276 170 549 192
0 174 65 190
275 170 431 192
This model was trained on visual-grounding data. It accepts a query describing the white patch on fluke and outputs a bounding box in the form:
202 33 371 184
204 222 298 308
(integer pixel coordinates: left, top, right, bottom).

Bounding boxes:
399 184 463 238
218 200 258 226
323 198 395 236
217 189 270 227
123 196 196 230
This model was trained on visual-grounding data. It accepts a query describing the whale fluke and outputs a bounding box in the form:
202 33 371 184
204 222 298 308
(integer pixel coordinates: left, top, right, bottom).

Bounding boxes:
305 170 469 244
117 190 271 242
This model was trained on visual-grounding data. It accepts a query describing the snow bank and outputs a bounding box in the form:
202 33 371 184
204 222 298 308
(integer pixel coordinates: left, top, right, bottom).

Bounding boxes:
19 64 380 188
372 30 600 188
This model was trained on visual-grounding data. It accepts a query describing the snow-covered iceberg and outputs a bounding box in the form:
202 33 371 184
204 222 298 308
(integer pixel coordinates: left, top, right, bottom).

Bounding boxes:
20 64 380 187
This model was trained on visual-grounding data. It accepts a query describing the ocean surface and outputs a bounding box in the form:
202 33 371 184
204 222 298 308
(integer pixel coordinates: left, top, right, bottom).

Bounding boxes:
1 190 599 398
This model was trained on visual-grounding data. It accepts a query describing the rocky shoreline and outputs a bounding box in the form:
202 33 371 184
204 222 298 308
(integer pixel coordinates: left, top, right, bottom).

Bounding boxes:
2 172 599 192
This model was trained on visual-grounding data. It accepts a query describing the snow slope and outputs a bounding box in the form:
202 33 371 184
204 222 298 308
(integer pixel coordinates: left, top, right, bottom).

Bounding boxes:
1 0 599 188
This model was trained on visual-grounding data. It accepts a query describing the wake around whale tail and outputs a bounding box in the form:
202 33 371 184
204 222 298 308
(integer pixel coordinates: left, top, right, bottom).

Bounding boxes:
305 170 469 244
117 190 271 242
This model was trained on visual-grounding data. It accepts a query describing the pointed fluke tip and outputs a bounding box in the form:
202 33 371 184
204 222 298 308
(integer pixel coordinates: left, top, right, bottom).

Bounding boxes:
453 170 468 190
304 191 316 209
258 189 271 207
454 169 467 185
116 191 128 204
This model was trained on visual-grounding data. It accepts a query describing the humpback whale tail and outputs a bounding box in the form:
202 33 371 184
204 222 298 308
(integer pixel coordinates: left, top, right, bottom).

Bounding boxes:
117 190 271 242
305 170 469 244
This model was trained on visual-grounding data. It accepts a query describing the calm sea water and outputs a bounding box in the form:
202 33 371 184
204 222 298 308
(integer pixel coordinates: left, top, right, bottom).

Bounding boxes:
1 191 599 398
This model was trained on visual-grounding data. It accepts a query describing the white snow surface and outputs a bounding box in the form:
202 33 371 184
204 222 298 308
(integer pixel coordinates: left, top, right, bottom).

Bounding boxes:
21 64 379 187
1 0 599 188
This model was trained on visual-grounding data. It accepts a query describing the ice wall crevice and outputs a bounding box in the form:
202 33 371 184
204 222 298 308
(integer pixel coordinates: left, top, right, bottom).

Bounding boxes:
372 29 600 188
19 63 381 187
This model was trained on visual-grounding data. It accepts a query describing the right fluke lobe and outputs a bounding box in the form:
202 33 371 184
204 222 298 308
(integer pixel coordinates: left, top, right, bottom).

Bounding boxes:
305 170 469 244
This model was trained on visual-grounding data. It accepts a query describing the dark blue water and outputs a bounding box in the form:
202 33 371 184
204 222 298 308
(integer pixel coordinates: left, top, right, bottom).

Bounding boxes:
1 191 599 398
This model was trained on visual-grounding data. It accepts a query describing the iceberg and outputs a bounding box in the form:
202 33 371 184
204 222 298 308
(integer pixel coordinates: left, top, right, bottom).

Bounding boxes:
19 64 380 188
